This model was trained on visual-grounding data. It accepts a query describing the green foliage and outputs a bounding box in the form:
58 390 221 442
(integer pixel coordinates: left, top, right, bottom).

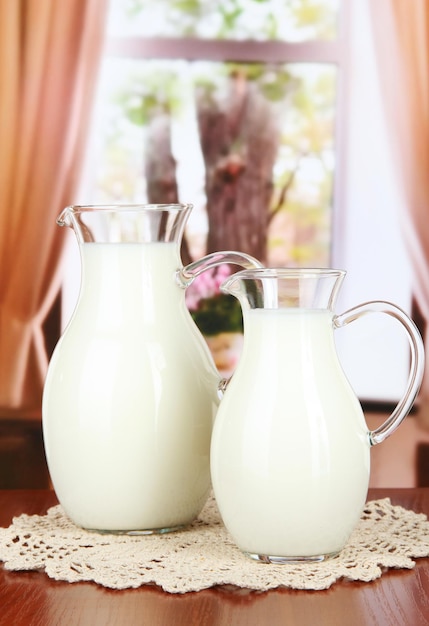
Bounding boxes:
216 63 300 102
117 0 338 41
113 68 184 126
191 294 243 336
113 61 304 130
291 0 337 38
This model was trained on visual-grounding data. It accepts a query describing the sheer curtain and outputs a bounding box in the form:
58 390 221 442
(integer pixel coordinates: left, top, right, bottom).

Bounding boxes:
369 0 429 421
0 0 108 411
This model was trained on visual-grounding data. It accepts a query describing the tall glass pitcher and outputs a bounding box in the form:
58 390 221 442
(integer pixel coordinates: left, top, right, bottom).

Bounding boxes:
42 204 262 533
210 268 424 562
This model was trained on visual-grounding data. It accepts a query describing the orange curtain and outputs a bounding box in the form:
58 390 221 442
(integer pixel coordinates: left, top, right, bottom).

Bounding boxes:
0 0 108 411
369 0 429 418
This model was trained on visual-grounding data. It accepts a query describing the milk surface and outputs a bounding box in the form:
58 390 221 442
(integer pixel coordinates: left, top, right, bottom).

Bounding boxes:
211 308 370 558
43 242 219 531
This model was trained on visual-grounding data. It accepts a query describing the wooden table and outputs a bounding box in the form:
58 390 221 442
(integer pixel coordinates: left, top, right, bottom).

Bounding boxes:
1 489 429 626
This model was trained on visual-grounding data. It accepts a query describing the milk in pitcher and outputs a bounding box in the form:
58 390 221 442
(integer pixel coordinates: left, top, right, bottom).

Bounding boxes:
211 308 370 558
43 242 219 532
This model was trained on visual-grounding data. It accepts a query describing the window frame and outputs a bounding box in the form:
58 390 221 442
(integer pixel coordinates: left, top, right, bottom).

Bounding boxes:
102 2 349 265
74 2 413 402
106 36 342 64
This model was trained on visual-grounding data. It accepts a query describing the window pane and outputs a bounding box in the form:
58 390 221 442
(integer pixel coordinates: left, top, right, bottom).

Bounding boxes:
90 58 336 267
107 0 340 42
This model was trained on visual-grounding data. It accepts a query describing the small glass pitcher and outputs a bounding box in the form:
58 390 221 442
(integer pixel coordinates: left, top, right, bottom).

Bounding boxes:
42 203 262 534
210 268 424 562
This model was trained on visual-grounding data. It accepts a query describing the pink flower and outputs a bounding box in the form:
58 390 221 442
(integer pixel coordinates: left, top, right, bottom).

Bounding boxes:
185 265 233 311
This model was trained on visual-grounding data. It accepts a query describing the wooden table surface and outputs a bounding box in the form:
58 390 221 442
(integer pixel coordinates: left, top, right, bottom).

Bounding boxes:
1 489 429 626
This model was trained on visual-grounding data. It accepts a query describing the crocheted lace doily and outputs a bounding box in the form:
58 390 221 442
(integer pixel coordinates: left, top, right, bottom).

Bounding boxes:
1 496 429 593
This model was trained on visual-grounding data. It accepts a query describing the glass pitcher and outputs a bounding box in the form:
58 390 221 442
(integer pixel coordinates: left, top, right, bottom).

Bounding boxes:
210 268 424 563
42 204 262 534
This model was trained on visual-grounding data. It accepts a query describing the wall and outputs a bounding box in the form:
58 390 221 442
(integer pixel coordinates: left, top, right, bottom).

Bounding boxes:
333 0 413 403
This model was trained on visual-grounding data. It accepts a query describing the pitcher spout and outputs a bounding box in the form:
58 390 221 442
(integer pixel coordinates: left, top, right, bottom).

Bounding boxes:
57 206 74 228
56 205 97 243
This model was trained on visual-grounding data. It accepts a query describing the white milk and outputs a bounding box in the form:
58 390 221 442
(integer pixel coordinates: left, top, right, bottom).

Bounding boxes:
43 242 220 532
211 308 370 559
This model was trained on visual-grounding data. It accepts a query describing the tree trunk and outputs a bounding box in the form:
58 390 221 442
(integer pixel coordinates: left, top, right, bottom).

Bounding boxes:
196 73 282 264
145 113 192 264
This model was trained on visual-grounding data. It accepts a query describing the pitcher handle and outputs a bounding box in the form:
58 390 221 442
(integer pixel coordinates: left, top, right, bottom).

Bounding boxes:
176 251 264 288
177 251 263 394
334 301 425 446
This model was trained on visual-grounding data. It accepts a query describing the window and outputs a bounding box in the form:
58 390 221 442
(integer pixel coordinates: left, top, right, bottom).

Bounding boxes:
84 0 342 268
71 0 413 402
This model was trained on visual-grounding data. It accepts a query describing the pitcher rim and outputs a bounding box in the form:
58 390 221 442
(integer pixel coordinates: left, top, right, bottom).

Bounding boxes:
224 268 346 279
62 203 193 212
57 203 193 226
